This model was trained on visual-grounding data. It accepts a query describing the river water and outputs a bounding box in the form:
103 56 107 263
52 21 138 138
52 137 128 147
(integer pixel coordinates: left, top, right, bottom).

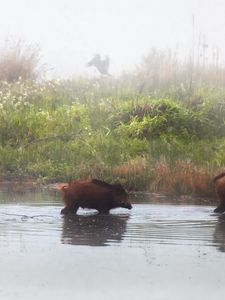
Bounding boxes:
0 189 225 300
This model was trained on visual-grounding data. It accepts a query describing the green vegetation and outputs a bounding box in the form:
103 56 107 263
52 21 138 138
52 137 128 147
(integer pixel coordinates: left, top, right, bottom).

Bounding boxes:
0 46 225 198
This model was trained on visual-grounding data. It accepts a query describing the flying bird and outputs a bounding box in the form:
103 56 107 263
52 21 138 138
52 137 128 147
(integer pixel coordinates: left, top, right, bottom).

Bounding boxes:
87 54 111 76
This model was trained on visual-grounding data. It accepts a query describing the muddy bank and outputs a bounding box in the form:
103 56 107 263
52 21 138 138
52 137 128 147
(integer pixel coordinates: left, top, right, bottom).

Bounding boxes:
0 179 217 206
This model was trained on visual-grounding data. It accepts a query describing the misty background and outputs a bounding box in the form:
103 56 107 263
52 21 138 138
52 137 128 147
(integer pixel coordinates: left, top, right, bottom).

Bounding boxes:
0 0 224 78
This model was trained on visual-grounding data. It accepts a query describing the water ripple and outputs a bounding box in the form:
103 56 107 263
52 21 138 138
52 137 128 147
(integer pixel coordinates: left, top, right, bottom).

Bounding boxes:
0 202 224 249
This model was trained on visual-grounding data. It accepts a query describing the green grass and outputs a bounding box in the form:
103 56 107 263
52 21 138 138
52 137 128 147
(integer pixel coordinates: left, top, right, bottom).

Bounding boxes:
0 77 224 199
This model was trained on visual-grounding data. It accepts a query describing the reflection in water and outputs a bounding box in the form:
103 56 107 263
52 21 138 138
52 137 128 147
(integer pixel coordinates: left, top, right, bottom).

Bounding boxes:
61 214 129 246
213 214 225 252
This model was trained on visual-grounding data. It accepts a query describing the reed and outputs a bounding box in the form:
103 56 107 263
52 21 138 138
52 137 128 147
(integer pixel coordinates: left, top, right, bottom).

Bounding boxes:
112 157 150 190
0 40 41 82
150 159 212 196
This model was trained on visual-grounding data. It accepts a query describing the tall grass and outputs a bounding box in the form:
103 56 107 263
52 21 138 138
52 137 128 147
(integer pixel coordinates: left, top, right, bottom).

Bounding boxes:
0 40 41 82
130 47 225 95
150 159 212 196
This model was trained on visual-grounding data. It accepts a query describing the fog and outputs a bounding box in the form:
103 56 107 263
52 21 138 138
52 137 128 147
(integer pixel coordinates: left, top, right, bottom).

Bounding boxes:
0 0 225 78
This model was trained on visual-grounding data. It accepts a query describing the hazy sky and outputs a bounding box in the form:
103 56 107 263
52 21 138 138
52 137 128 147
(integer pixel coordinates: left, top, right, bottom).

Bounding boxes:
0 0 224 77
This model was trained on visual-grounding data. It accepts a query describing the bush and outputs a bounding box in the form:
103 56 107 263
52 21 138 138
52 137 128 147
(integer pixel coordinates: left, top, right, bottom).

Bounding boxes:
117 99 212 140
0 40 41 82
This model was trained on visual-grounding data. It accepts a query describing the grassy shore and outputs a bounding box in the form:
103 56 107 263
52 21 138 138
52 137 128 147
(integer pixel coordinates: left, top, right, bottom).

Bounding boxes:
0 75 224 199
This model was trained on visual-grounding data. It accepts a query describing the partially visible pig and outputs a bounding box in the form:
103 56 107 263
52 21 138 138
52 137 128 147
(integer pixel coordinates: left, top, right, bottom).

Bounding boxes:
213 172 225 213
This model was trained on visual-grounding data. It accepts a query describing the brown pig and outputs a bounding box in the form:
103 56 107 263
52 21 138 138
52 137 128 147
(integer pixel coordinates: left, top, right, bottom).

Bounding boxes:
60 179 132 215
213 172 225 213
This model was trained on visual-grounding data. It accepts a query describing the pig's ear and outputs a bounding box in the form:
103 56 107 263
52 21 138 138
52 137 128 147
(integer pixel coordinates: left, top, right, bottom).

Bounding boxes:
61 185 68 192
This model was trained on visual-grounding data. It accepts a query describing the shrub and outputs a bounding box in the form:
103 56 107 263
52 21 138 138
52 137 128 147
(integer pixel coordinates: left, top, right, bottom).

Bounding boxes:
0 40 41 82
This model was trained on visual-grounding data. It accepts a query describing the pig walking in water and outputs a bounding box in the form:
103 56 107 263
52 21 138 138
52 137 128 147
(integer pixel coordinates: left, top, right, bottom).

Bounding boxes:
60 179 132 215
213 172 225 213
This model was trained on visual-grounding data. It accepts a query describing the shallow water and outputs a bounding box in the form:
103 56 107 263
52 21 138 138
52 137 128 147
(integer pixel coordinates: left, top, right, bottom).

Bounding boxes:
0 190 225 300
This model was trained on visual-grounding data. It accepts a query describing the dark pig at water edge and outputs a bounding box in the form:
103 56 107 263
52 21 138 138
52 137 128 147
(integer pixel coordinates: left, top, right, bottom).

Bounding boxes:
60 179 132 215
213 172 225 213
